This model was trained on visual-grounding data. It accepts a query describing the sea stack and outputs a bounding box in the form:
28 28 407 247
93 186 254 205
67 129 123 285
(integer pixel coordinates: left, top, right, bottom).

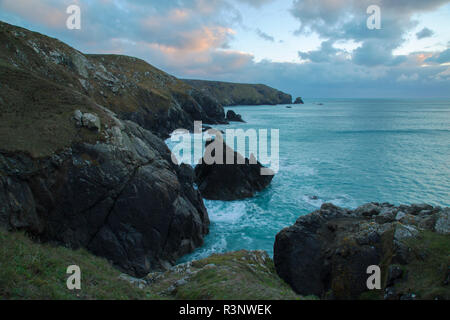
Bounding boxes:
195 139 274 201
294 97 304 104
226 110 246 122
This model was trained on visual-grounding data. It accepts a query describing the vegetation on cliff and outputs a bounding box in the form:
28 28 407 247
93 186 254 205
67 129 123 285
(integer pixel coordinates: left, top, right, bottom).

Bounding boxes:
0 230 303 300
275 203 449 300
183 79 293 106
0 20 225 144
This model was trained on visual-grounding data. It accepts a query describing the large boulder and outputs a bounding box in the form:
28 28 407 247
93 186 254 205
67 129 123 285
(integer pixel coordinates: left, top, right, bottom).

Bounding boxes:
195 138 274 200
274 203 450 300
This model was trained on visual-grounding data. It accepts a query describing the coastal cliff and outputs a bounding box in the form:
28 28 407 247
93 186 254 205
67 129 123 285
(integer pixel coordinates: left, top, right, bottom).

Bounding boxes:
183 79 293 106
0 21 448 301
0 21 212 276
0 21 226 140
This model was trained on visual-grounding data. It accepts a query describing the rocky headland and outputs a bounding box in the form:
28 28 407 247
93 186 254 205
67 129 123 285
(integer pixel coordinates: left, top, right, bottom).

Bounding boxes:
183 79 293 106
0 21 285 277
0 21 448 300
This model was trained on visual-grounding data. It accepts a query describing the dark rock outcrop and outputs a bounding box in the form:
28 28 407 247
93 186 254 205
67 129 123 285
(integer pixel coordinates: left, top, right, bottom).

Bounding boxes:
0 112 210 277
183 79 292 106
274 203 449 300
195 139 274 200
294 97 304 104
226 110 245 123
0 21 213 277
1 117 210 277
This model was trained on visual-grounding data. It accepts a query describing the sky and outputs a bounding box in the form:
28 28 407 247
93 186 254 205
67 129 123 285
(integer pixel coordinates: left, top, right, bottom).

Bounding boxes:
1 0 450 98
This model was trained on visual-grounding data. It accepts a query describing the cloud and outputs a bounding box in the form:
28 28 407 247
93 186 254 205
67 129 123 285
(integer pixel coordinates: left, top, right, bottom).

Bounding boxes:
256 29 274 42
397 73 419 82
236 0 274 8
0 0 67 28
298 40 348 63
416 27 435 39
426 48 450 64
290 0 449 67
0 0 449 98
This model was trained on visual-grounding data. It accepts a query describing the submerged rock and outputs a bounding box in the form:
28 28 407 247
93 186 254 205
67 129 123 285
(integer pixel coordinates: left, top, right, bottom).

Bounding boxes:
195 139 274 200
274 203 450 300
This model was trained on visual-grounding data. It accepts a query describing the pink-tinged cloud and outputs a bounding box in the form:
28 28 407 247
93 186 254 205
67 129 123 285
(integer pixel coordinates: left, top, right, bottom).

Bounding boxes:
0 0 68 29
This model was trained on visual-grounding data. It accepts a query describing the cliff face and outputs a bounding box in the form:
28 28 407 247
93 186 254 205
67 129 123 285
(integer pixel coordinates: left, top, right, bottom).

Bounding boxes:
0 21 226 139
0 21 212 276
183 79 293 106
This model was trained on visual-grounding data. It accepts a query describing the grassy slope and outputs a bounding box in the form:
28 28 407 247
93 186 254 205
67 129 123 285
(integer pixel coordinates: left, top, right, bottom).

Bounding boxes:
0 64 109 158
147 250 309 300
0 230 304 300
395 231 450 299
0 229 153 300
0 21 196 158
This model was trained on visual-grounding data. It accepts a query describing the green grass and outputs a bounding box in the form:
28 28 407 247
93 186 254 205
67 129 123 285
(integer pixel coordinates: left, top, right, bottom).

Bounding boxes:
395 231 450 299
0 229 157 300
0 231 305 300
0 64 110 158
147 251 312 300
184 80 292 106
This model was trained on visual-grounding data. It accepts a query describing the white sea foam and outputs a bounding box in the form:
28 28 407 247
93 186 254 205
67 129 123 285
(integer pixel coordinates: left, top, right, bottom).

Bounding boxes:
204 200 246 224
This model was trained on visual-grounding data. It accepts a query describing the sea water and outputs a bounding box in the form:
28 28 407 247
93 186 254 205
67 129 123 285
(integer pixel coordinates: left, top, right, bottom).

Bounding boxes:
166 99 450 261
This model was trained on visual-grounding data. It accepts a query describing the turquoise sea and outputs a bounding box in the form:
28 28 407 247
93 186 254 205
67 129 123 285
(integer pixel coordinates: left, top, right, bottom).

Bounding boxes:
167 99 450 261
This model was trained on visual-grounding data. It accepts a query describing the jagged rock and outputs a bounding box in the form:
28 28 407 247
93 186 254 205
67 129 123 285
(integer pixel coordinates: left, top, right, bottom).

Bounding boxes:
274 203 449 300
118 274 147 289
375 209 396 224
81 112 101 131
0 114 210 277
195 139 274 200
396 211 407 221
74 110 83 126
226 110 245 123
355 203 381 217
294 97 304 104
394 224 419 241
435 208 449 234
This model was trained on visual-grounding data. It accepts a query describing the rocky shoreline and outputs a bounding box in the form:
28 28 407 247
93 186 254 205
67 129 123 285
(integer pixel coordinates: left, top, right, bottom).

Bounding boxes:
0 21 448 300
274 202 449 300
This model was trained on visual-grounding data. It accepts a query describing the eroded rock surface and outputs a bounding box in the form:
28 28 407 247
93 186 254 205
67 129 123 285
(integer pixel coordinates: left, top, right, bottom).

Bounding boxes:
0 109 209 278
274 203 449 300
195 140 274 200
